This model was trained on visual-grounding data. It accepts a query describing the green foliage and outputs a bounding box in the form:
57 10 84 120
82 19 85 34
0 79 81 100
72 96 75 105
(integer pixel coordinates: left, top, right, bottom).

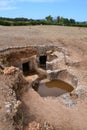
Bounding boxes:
57 16 64 25
0 20 12 26
45 15 53 24
0 16 87 27
56 16 76 26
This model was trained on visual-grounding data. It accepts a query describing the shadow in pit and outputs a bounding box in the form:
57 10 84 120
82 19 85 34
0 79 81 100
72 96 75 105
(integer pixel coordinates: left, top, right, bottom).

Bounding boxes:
39 55 47 69
22 62 37 76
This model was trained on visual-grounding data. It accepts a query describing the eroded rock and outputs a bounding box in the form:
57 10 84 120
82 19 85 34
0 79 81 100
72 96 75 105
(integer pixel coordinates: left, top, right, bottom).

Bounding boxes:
46 51 66 70
47 69 78 88
3 66 19 75
25 75 39 91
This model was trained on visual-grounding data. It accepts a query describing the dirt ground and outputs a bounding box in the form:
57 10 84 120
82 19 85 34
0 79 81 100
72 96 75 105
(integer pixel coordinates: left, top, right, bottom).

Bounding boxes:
0 25 87 51
0 25 87 130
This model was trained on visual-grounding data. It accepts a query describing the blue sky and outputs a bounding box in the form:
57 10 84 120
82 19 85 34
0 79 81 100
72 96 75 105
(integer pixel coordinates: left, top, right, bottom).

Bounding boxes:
0 0 87 21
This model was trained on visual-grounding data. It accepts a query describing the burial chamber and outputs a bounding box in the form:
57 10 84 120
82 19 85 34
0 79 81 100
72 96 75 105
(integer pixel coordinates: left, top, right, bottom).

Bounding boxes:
0 45 80 130
0 45 77 94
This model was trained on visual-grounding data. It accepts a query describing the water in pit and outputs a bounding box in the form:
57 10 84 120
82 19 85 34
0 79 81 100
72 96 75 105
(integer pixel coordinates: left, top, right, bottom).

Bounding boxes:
38 79 74 97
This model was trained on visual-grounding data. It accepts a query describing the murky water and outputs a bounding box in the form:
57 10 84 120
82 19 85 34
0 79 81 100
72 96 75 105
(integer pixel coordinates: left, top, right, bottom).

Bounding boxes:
38 79 74 97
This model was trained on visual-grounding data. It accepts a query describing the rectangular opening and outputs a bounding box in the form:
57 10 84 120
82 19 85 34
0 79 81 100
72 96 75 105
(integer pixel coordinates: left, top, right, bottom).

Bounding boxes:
39 55 47 69
22 62 30 75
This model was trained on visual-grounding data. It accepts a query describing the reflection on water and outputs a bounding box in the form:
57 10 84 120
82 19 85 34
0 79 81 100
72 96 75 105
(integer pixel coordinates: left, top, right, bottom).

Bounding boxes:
38 79 74 97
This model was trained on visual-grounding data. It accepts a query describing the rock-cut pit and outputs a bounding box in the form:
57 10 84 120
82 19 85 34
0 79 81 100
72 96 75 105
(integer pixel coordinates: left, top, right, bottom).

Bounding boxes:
0 45 87 130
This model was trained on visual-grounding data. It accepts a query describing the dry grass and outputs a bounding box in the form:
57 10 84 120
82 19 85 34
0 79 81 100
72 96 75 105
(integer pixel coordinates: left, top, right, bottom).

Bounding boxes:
0 25 87 49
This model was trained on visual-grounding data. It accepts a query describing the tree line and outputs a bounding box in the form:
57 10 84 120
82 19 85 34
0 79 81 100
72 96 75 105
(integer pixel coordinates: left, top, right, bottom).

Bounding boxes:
0 15 87 27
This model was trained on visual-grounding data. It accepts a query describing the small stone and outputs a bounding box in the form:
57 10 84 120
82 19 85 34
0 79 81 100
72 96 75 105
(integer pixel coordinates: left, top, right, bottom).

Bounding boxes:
5 102 12 113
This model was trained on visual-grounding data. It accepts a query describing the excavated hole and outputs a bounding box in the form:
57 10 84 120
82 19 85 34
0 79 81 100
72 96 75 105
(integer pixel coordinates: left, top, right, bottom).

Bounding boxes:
22 62 30 75
22 62 37 76
0 46 78 130
37 79 74 97
39 55 47 69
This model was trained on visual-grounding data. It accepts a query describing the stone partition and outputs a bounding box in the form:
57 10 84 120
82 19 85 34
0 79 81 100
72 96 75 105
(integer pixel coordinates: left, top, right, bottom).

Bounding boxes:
47 69 78 89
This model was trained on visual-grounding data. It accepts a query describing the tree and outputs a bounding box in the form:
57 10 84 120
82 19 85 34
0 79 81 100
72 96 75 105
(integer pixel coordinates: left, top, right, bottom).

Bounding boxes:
45 15 53 24
63 18 70 25
70 19 75 24
57 16 60 23
57 16 64 25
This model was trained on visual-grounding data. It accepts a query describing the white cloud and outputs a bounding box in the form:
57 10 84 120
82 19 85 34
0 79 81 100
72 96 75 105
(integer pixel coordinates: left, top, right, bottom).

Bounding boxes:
0 0 65 10
0 0 15 10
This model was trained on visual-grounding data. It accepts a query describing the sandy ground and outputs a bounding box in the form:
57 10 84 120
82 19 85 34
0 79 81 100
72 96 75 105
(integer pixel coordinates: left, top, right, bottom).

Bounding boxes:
0 25 87 51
